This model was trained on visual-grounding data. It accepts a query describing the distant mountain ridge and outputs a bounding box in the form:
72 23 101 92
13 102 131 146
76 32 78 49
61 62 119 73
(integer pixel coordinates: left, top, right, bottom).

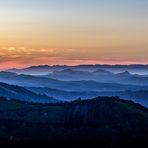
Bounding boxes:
0 71 148 92
27 87 148 107
6 64 148 75
44 69 148 85
2 66 148 107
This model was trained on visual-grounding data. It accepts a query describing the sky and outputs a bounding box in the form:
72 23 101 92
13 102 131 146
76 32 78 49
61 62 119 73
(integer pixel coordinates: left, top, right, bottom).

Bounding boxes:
0 0 148 69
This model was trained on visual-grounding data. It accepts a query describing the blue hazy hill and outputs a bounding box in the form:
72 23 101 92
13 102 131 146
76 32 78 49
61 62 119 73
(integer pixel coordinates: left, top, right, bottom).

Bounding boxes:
0 82 58 103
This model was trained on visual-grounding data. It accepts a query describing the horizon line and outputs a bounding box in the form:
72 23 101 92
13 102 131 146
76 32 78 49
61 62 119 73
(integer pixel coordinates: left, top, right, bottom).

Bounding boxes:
2 63 148 71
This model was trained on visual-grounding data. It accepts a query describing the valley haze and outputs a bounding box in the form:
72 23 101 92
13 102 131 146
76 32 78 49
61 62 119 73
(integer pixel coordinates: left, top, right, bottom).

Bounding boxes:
0 64 148 107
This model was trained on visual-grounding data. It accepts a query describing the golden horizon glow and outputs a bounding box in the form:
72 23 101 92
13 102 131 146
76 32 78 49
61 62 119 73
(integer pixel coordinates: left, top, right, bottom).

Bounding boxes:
0 0 148 69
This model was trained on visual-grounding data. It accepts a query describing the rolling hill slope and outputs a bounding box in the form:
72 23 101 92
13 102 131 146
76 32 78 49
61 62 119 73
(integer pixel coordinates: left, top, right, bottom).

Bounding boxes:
0 82 57 103
0 96 147 147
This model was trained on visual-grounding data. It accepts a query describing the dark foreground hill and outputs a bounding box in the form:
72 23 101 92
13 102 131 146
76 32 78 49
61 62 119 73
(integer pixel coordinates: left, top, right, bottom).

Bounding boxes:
0 96 147 148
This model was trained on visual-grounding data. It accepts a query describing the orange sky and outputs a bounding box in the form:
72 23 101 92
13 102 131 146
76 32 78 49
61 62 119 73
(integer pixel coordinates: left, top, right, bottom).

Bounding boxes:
0 0 148 69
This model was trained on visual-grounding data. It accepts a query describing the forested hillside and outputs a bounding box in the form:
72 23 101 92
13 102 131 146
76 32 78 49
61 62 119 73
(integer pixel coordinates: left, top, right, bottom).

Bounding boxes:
0 96 147 148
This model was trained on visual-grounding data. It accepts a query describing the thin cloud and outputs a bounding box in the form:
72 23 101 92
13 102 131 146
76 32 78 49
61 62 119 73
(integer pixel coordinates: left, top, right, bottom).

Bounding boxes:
0 47 148 69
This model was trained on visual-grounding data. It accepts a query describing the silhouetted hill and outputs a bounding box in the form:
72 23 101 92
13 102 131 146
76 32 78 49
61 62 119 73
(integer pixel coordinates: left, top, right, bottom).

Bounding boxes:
0 82 57 103
0 96 147 147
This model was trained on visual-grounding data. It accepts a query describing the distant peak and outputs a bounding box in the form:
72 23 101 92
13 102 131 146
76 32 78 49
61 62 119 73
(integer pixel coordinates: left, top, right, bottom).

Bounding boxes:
93 69 112 74
62 69 76 72
122 71 130 74
28 65 50 68
53 69 80 74
117 71 131 76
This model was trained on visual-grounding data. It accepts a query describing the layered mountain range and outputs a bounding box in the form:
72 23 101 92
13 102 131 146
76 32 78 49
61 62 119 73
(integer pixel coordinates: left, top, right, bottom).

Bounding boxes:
0 65 148 147
1 65 148 107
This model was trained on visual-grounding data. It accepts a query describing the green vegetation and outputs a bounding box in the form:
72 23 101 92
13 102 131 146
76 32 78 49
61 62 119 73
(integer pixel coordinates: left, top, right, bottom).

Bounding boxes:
0 96 147 148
